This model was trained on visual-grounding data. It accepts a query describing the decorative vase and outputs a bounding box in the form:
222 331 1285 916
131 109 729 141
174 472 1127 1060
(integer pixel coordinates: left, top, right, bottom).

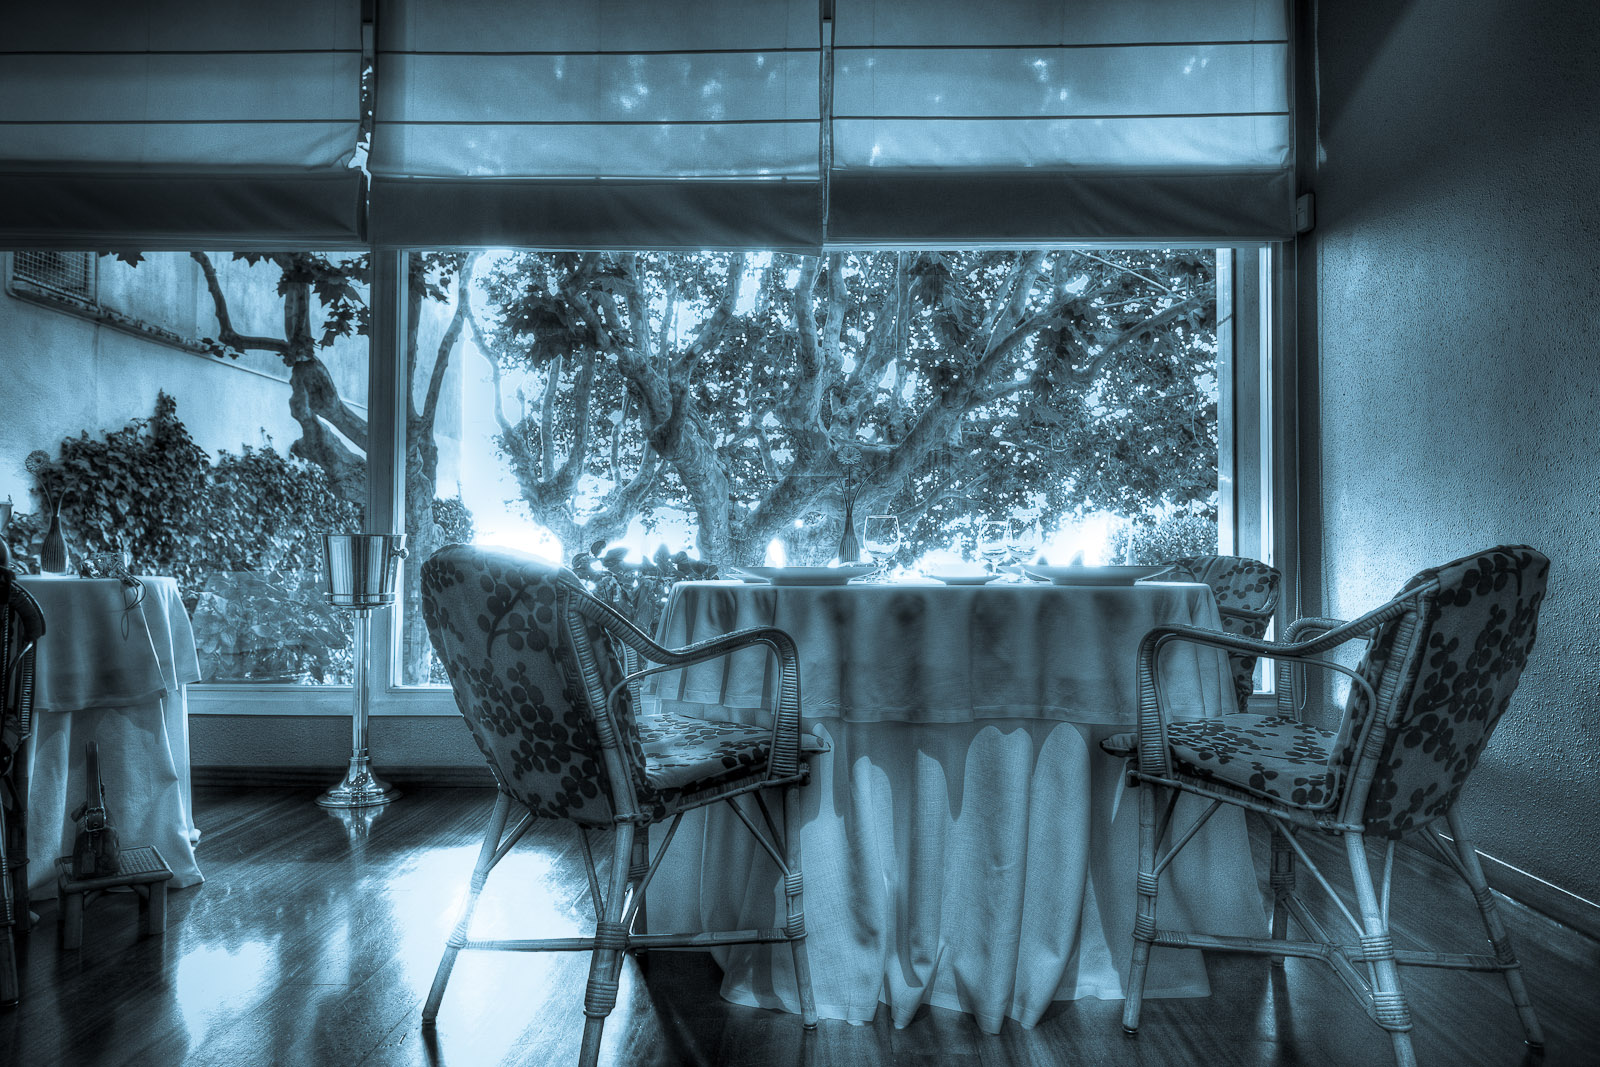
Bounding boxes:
41 502 70 575
837 492 861 563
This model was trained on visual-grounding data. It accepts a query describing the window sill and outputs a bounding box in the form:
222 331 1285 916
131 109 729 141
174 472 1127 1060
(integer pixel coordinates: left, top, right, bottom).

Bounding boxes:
188 683 457 716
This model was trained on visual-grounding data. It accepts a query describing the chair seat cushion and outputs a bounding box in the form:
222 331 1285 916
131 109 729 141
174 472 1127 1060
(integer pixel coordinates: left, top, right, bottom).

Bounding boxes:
1103 715 1341 810
1168 714 1340 809
638 711 772 794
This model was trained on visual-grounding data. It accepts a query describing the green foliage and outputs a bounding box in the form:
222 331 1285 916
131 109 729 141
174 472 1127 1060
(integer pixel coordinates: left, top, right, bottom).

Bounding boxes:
1115 513 1220 565
570 541 719 637
477 249 1218 564
13 393 360 683
431 495 476 546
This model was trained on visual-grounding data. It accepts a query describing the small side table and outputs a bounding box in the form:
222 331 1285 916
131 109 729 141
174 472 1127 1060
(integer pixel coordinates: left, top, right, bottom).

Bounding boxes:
55 846 173 951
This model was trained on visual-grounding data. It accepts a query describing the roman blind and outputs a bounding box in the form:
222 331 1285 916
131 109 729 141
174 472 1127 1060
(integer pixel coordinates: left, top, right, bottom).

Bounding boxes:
2 0 1293 250
367 0 824 251
826 0 1294 243
369 0 1291 250
0 1 365 249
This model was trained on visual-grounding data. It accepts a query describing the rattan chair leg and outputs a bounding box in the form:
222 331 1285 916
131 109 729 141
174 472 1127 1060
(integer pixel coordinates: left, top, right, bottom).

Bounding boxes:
1444 809 1545 1049
1345 833 1418 1067
782 783 818 1029
1122 781 1160 1035
1269 823 1296 967
579 823 636 1067
0 928 16 1008
423 792 514 1026
629 829 649 970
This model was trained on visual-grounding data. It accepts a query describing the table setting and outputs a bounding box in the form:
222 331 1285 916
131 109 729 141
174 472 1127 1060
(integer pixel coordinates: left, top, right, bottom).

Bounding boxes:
643 521 1266 1032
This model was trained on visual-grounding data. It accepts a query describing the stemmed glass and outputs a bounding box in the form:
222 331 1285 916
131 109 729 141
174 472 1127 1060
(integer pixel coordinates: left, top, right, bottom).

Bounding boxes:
861 515 901 583
1007 521 1042 581
977 520 1010 576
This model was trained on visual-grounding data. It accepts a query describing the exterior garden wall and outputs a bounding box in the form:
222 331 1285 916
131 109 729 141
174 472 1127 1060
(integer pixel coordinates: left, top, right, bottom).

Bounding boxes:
1 253 367 508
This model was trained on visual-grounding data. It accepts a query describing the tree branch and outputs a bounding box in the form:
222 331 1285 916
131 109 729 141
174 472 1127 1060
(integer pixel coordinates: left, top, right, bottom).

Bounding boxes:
191 251 289 354
421 253 478 429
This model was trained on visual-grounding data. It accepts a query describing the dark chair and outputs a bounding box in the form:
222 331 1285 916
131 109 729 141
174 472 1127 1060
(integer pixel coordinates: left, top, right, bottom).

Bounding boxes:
1108 545 1547 1067
1147 554 1281 709
419 545 818 1066
1 572 45 1008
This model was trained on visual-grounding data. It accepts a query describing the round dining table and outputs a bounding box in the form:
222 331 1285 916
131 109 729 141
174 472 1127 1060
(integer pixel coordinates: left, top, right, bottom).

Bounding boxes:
17 575 204 901
644 577 1266 1033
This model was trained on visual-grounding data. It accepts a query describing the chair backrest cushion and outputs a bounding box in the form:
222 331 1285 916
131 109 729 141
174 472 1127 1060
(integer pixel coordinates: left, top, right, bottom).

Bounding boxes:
1336 545 1548 838
421 544 644 825
1160 555 1281 709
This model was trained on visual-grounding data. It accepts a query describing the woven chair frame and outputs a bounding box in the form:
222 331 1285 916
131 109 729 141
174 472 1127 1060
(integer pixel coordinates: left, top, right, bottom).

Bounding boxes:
418 548 818 1067
1120 547 1548 1067
1 578 44 1008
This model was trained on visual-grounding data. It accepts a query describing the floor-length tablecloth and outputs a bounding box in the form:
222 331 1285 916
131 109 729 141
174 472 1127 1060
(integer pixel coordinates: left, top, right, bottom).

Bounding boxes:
18 575 203 900
646 580 1266 1033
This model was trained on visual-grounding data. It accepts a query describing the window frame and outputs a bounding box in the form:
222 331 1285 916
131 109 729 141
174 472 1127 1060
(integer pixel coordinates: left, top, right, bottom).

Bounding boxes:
187 242 1295 718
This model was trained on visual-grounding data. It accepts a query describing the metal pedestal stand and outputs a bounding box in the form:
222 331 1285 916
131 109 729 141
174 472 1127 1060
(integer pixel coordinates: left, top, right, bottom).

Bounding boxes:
317 533 406 810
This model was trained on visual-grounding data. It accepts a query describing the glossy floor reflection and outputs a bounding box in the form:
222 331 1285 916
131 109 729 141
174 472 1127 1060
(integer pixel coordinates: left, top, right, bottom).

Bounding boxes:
1 785 1596 1066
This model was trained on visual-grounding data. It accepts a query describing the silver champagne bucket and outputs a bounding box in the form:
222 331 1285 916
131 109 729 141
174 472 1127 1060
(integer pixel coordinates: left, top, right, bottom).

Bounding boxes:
317 532 408 810
324 533 408 611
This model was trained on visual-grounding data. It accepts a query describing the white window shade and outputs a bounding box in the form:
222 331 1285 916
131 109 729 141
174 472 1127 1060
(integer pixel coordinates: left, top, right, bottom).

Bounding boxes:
2 0 1294 250
826 0 1294 243
367 0 824 251
0 1 365 249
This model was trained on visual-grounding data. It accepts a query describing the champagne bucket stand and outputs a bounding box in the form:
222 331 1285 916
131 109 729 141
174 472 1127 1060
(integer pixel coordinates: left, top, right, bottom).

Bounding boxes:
318 533 406 809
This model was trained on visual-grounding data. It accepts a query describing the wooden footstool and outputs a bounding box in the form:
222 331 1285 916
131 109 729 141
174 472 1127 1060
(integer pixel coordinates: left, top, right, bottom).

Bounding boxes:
55 846 173 951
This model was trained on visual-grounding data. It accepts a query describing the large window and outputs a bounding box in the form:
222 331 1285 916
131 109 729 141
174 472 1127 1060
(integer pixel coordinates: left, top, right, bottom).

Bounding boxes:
1 250 369 685
1 244 1281 704
398 247 1251 688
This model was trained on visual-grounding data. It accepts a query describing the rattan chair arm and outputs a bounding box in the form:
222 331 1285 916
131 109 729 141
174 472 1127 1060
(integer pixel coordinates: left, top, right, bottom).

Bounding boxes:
1133 598 1410 776
1276 616 1368 717
1283 615 1349 642
572 591 806 781
611 626 806 782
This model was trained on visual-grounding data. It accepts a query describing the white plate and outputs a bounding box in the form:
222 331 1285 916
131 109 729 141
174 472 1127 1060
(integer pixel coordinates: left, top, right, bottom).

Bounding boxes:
735 565 877 586
1022 565 1166 586
926 572 1000 586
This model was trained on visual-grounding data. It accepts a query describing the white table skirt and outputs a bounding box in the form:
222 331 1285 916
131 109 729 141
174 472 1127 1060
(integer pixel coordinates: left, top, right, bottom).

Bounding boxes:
17 576 203 900
648 716 1262 1033
645 580 1264 1032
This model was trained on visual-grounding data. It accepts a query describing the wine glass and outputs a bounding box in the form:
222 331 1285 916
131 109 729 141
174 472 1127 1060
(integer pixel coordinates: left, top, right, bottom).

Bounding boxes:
861 515 901 583
977 520 1010 575
1006 521 1042 581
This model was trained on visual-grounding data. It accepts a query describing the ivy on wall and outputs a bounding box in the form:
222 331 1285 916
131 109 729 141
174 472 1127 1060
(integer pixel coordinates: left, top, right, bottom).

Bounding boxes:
8 392 362 683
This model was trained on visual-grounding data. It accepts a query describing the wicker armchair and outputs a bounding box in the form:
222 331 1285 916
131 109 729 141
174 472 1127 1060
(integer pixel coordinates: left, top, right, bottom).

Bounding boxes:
1146 554 1281 710
1107 545 1547 1067
419 545 818 1066
1 572 44 1008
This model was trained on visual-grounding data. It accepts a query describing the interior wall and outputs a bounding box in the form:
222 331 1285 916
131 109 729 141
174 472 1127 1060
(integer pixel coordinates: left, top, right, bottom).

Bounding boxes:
1303 1 1600 902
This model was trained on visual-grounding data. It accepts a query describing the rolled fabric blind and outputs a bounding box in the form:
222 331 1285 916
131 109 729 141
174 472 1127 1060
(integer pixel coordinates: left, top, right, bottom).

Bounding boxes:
827 0 1294 243
368 0 824 251
0 1 365 249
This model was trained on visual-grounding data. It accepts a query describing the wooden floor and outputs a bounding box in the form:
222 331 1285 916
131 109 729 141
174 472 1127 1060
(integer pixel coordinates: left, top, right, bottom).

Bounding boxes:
2 785 1596 1067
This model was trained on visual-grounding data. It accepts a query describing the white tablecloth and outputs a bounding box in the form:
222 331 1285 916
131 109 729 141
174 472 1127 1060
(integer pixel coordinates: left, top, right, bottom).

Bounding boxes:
17 575 203 900
646 579 1266 1033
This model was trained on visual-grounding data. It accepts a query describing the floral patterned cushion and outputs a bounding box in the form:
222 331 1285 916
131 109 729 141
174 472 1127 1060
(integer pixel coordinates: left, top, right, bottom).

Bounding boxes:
636 711 773 815
1162 714 1340 809
1100 716 1339 808
423 545 628 826
1339 545 1548 839
423 544 787 828
1157 556 1280 710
